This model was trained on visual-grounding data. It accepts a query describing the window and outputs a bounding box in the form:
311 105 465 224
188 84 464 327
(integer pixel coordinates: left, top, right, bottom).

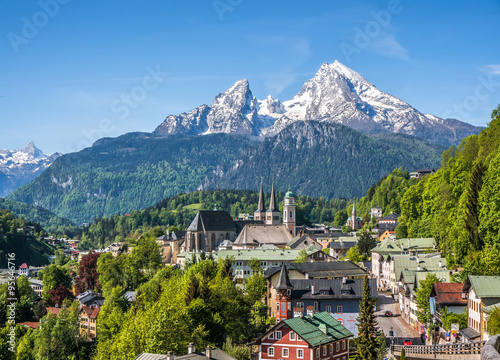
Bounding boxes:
276 331 282 340
326 305 332 313
314 302 319 311
276 303 280 311
276 319 280 324
297 335 302 341
323 346 327 355
316 348 320 358
290 211 293 219
268 347 274 357
269 332 274 340
297 349 303 358
329 344 333 353
337 318 343 325
342 340 346 350
337 305 343 313
282 348 289 358
297 302 304 308
336 342 339 352
288 302 291 311
290 331 296 341
321 290 329 295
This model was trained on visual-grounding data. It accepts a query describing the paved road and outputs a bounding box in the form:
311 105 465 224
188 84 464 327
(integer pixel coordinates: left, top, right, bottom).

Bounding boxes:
376 292 423 346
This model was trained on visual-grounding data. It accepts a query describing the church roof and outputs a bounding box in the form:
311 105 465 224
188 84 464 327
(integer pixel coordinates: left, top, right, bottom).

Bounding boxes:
256 184 265 212
267 184 279 212
285 190 294 198
187 211 236 232
233 224 292 246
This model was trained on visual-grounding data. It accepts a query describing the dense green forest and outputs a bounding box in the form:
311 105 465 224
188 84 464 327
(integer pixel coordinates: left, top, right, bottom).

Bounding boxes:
0 209 55 268
8 133 253 225
0 198 75 233
209 121 443 199
74 189 349 249
396 106 500 275
8 122 442 225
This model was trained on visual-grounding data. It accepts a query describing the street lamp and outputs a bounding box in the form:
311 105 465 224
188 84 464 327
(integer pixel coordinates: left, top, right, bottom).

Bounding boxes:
389 326 395 354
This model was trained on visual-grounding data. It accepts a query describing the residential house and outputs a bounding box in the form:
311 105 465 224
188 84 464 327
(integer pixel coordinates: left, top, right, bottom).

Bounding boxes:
308 233 354 250
328 240 357 260
135 344 236 360
410 168 435 178
287 234 323 251
158 230 186 264
378 229 396 242
430 282 467 336
269 265 376 336
29 279 44 297
370 207 382 219
255 311 352 360
377 212 400 228
461 276 500 342
76 290 105 308
79 305 99 340
398 269 452 330
19 263 29 276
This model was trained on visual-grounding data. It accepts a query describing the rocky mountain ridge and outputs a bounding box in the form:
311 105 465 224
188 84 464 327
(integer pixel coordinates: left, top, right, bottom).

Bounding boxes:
154 61 482 146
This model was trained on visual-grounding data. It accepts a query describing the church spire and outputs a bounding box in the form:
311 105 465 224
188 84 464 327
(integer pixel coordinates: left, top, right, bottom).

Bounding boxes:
257 183 265 212
268 183 278 212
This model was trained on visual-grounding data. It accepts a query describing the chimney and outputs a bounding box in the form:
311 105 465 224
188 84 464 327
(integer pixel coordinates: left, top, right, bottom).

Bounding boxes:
305 273 309 279
206 346 211 359
166 351 174 360
188 343 196 354
311 285 315 295
342 276 347 285
439 260 442 268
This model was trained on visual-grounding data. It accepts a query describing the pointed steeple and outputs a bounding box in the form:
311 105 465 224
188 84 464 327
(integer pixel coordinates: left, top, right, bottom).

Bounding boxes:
267 183 278 212
257 183 265 212
275 263 293 290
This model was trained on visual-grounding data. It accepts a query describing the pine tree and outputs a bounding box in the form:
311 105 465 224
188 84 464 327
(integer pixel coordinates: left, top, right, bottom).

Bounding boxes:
355 276 379 360
400 346 406 360
465 160 486 251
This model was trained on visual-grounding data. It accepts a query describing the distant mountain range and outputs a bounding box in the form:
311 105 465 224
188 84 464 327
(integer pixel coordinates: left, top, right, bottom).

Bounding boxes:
0 141 60 197
154 61 482 146
8 122 444 224
5 61 483 224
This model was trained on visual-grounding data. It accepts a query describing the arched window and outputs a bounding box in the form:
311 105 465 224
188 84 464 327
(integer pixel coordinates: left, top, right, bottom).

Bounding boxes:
226 233 229 240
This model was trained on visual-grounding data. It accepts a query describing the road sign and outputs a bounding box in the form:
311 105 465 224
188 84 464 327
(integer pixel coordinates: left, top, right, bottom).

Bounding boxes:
451 323 459 334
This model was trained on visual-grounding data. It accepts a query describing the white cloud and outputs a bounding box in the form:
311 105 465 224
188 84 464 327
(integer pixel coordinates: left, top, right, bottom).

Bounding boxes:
369 34 409 61
482 64 500 75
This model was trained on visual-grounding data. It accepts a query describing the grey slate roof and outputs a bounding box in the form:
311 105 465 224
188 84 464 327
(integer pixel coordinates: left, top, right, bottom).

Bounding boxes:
276 264 293 290
233 224 292 247
328 240 357 250
379 212 400 221
288 277 377 300
135 349 235 360
264 261 368 279
187 211 236 232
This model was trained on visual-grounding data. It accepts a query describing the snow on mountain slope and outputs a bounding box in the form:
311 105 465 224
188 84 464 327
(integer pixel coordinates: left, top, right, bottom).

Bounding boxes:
154 61 482 146
0 142 60 197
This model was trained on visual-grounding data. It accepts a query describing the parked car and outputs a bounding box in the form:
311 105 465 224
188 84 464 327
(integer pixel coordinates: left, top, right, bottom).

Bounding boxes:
385 311 393 317
403 339 412 346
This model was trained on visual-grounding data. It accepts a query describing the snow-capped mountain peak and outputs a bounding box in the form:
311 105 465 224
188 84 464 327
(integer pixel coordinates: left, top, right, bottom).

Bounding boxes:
154 61 482 146
0 142 61 197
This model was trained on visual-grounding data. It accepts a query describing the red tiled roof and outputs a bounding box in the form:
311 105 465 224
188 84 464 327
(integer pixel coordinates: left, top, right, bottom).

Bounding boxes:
47 307 62 316
20 322 39 329
81 306 100 319
293 307 303 312
433 282 467 306
306 305 314 310
20 263 28 269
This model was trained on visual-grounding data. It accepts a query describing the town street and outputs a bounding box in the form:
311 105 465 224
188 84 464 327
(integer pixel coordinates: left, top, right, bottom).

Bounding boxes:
376 292 423 346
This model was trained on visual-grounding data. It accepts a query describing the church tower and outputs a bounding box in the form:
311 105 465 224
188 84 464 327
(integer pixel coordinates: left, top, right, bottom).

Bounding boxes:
275 263 293 322
352 202 357 230
283 190 296 236
254 184 266 221
266 184 281 225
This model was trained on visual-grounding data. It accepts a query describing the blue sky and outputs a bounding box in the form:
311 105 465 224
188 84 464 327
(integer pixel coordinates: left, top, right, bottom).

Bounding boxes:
1 0 499 154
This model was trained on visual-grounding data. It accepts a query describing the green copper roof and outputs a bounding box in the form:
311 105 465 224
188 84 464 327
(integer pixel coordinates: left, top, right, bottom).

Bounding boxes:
285 190 294 198
284 312 352 346
482 302 500 314
468 276 500 298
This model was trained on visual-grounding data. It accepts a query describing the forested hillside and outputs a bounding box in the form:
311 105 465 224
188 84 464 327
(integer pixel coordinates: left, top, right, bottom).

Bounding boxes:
0 198 75 233
0 209 56 267
207 122 443 199
397 106 500 275
75 189 349 249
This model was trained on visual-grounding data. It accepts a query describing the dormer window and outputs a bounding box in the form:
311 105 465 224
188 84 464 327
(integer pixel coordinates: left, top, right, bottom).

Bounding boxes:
321 290 329 295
